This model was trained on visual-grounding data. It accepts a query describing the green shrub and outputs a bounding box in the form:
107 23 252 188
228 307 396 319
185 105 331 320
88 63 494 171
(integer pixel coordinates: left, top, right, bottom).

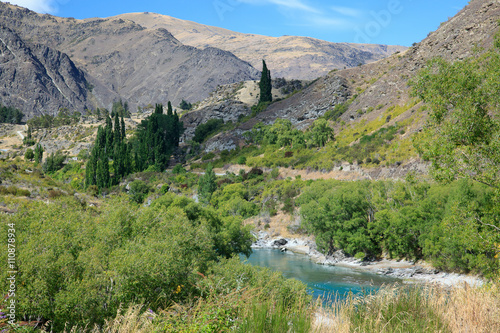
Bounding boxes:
42 151 66 173
237 156 247 165
0 196 254 330
129 179 151 203
24 148 34 161
202 152 216 161
172 164 186 174
193 119 224 143
160 184 170 194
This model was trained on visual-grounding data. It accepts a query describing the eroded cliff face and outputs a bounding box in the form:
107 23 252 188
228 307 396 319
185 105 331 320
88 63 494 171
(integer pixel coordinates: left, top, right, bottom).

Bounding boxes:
0 24 90 118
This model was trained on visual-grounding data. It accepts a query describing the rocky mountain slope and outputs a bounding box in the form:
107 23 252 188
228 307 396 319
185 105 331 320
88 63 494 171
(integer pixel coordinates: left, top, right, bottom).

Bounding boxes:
0 24 92 117
197 0 499 152
117 12 407 80
0 2 259 117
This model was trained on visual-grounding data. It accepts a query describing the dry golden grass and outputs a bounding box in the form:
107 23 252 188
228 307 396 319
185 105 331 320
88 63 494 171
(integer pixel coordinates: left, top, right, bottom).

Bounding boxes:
56 306 156 333
438 283 500 333
313 282 500 333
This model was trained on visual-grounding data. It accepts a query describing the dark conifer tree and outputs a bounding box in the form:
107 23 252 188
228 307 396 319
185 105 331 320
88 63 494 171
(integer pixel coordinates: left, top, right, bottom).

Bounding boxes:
167 101 173 116
113 112 121 146
120 115 126 141
105 114 113 156
132 102 183 172
259 60 272 103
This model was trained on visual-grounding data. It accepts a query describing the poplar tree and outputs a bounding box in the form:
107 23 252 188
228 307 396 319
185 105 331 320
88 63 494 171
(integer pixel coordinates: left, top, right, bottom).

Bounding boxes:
34 143 44 165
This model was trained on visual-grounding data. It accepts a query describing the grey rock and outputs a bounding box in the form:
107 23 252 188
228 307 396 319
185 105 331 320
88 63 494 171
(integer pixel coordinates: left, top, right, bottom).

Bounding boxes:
273 239 288 247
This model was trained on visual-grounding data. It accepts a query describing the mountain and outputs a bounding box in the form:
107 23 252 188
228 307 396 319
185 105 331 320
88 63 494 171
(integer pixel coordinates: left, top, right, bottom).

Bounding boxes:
116 12 407 80
0 2 259 117
0 24 92 117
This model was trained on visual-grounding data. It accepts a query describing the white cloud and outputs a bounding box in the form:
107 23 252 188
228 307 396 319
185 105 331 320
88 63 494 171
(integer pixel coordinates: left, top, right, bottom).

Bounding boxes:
292 14 355 30
5 0 57 13
330 6 362 18
308 16 351 28
237 0 320 13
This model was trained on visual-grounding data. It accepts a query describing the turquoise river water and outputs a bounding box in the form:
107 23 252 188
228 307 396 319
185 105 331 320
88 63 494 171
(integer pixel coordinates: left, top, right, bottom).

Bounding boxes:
242 249 400 302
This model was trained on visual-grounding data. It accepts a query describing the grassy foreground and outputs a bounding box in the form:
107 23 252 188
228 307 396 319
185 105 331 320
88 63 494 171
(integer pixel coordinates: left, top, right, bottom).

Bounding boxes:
37 282 499 333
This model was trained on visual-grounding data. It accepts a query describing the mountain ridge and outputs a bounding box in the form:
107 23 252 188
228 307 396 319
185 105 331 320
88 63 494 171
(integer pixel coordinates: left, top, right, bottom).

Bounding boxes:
116 12 407 80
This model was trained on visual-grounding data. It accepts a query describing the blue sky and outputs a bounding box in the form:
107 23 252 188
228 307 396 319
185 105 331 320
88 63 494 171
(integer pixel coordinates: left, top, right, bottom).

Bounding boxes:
5 0 469 46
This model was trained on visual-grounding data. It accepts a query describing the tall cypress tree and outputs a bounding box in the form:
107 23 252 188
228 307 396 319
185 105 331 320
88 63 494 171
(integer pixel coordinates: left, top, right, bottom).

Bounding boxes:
259 60 272 103
132 101 183 172
105 114 113 156
120 115 126 141
113 112 121 145
167 101 173 116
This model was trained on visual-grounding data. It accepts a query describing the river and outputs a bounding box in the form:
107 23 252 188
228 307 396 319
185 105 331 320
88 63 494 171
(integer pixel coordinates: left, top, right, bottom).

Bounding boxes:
242 249 400 302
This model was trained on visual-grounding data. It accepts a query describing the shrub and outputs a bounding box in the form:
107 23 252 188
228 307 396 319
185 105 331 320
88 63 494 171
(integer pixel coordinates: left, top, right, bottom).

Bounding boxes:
42 151 66 173
160 184 170 194
24 148 34 161
237 156 247 165
202 152 216 161
172 164 186 174
244 168 263 180
193 119 224 143
129 179 151 203
48 189 64 198
270 168 280 179
77 149 89 161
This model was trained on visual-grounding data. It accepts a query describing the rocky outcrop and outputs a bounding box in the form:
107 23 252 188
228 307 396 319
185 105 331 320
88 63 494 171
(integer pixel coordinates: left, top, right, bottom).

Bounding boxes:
246 75 351 129
181 100 250 142
0 25 90 117
333 0 500 129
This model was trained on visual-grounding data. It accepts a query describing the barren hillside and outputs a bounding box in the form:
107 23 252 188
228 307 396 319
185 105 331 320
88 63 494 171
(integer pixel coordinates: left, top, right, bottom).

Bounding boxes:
117 12 407 80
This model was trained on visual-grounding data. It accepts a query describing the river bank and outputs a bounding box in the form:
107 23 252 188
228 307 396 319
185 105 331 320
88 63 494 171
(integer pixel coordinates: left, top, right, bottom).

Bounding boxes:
251 231 484 287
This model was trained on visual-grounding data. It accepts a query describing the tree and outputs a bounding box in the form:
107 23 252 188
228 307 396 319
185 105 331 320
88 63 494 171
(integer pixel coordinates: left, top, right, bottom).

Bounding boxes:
180 99 192 111
259 60 272 103
0 104 23 124
167 101 173 116
43 151 66 173
411 41 500 275
307 119 334 147
192 119 224 143
34 143 44 165
132 103 183 172
412 56 500 188
198 164 217 204
264 119 304 148
23 125 35 146
24 148 34 161
300 182 377 257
